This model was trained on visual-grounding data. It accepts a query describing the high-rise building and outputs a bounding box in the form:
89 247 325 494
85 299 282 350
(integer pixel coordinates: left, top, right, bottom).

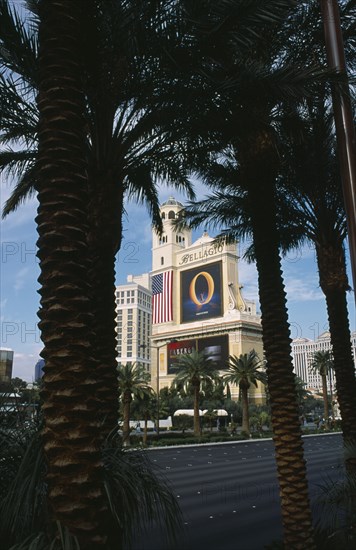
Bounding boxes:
0 348 14 383
115 273 152 370
150 197 264 402
291 331 356 391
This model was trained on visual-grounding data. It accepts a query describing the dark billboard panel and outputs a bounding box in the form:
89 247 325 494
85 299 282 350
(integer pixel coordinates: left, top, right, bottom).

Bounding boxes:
167 335 229 375
181 262 222 323
167 339 196 375
198 335 229 370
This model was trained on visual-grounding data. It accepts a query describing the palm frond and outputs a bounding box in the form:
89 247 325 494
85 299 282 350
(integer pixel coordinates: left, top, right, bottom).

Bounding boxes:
1 158 37 218
0 420 183 549
0 0 38 88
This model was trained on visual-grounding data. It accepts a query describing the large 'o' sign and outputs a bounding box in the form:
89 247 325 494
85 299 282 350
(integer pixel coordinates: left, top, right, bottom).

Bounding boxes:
189 271 214 306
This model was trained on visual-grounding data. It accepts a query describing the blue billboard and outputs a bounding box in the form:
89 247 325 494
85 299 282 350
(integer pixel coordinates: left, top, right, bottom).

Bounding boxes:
180 261 222 323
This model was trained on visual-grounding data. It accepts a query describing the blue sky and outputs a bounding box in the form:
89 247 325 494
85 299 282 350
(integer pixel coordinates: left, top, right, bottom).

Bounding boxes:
1 178 354 382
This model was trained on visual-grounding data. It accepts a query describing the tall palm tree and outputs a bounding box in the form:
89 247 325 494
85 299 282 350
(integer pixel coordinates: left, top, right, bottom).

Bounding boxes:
0 0 195 436
310 350 334 428
35 0 108 546
280 96 356 454
172 350 220 436
224 351 267 435
117 363 153 446
172 2 325 544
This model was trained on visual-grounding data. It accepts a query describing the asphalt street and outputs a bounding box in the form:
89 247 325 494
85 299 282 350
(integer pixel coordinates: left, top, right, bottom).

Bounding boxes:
129 433 344 550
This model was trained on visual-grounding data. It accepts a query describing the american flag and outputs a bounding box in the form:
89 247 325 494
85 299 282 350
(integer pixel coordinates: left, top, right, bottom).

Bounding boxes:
152 271 173 324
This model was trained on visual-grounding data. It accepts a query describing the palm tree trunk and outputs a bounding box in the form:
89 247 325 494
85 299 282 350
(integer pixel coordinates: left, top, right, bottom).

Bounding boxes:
243 127 315 548
88 181 125 438
321 374 329 428
316 243 356 468
240 386 250 435
122 392 131 447
36 1 108 546
193 383 200 436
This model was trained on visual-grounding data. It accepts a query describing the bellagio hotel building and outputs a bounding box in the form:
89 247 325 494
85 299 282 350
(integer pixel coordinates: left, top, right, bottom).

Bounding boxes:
116 197 265 403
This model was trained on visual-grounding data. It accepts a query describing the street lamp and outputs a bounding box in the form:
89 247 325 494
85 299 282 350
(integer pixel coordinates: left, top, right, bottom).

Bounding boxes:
151 339 177 438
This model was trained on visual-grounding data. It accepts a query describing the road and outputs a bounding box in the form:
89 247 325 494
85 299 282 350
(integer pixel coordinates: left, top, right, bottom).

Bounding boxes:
129 433 344 550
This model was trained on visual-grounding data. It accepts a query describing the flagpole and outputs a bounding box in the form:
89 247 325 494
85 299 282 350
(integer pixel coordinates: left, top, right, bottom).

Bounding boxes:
320 0 356 301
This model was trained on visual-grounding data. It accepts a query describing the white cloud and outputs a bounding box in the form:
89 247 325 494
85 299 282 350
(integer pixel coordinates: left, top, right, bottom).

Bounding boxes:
284 276 323 303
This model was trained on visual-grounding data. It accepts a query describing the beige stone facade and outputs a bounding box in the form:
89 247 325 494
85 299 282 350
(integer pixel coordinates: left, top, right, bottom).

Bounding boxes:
150 198 265 403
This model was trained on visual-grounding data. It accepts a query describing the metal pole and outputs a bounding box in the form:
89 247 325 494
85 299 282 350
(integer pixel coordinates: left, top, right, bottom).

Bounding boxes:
156 346 160 438
329 367 335 420
320 0 356 301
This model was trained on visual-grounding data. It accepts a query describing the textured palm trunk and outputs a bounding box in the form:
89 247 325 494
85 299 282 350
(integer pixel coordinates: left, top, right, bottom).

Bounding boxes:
242 128 315 548
240 385 250 435
316 242 356 468
193 383 201 436
88 180 125 438
36 1 109 546
321 374 329 427
122 392 132 447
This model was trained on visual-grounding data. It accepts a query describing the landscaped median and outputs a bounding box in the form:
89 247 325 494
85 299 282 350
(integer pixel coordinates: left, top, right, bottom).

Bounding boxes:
128 426 343 448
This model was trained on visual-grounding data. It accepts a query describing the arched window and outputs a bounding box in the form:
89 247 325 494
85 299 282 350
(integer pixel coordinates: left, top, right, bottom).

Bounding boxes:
168 210 175 219
161 212 165 219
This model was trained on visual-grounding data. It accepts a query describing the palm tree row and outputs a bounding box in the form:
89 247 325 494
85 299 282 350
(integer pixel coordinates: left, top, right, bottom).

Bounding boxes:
174 349 267 437
0 0 192 546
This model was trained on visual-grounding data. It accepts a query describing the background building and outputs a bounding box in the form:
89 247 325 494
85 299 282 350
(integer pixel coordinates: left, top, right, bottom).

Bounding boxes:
0 348 14 383
115 273 152 370
34 358 45 382
150 197 264 402
291 330 356 392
